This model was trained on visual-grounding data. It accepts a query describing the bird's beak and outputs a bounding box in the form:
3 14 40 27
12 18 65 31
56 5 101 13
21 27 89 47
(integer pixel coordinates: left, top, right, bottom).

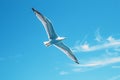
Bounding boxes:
32 8 35 12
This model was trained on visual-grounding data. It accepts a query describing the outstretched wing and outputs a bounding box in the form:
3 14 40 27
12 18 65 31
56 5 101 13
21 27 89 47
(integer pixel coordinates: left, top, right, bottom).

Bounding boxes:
54 42 79 64
32 8 58 39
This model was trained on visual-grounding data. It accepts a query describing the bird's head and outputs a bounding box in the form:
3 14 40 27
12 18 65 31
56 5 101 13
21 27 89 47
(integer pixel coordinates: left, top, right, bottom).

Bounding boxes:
56 37 66 41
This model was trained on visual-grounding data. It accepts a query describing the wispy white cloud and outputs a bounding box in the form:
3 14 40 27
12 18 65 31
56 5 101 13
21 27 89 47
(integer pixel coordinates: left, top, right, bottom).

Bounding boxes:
95 28 103 42
108 75 120 80
71 31 120 73
114 48 120 52
59 71 69 75
71 57 120 73
112 66 120 69
73 35 120 52
74 57 120 68
72 68 82 72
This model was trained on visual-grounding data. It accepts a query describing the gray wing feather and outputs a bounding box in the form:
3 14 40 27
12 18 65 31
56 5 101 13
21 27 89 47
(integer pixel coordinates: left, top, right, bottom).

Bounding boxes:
54 42 79 63
32 8 58 39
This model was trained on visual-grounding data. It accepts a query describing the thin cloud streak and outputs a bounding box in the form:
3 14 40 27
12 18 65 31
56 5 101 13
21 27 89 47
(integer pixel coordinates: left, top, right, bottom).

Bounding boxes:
70 57 120 73
108 75 120 80
73 57 120 68
73 36 120 52
95 28 103 42
112 66 120 68
59 71 69 75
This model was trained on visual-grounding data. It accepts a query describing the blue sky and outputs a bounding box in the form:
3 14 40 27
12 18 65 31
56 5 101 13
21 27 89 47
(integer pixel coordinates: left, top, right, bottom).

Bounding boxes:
0 0 120 80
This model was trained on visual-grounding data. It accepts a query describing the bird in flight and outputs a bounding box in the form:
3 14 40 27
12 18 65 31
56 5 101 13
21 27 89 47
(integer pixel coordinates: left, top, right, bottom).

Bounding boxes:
32 8 79 64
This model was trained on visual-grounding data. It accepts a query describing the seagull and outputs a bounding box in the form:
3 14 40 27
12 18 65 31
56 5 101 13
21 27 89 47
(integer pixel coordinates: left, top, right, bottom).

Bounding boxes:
32 8 79 64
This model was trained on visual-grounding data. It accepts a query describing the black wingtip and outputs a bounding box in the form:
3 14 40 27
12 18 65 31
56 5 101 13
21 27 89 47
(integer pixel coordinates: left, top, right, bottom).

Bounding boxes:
75 61 80 64
32 8 35 12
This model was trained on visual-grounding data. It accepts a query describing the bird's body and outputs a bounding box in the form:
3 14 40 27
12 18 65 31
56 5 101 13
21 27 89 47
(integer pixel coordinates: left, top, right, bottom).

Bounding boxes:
32 8 79 64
